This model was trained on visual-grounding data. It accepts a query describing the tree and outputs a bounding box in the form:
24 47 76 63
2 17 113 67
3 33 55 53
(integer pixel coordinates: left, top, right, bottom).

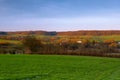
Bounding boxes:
22 36 42 54
104 39 115 44
109 42 118 48
82 39 90 48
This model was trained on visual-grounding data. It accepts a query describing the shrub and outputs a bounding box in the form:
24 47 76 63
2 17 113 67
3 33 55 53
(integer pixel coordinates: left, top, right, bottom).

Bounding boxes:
22 36 42 54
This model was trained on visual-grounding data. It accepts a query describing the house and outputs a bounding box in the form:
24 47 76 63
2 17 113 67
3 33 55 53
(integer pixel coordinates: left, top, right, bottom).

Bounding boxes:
77 41 82 44
118 42 120 45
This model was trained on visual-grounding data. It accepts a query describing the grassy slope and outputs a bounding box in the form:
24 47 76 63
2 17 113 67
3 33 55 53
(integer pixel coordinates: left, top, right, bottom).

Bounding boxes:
0 39 21 44
0 55 120 80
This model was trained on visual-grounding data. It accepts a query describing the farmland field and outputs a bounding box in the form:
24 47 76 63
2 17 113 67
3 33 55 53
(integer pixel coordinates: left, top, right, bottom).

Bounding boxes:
0 55 120 80
0 39 21 44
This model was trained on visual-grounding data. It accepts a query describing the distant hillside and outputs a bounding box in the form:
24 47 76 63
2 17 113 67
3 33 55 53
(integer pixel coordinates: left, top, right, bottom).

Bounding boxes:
58 30 120 36
4 30 120 36
0 32 7 35
7 31 46 35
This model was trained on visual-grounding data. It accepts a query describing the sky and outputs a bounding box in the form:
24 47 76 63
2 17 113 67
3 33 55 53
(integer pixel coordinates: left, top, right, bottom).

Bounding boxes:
0 0 120 31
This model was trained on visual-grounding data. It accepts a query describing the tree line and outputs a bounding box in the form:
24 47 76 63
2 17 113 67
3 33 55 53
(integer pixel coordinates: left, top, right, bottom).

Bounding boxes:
0 35 120 58
22 36 120 58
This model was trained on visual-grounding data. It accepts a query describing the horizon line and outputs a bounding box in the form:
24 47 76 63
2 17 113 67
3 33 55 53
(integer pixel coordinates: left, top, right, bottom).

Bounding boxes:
2 29 120 32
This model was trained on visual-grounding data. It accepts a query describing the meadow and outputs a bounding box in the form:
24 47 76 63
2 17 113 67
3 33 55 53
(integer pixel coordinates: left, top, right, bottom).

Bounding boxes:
0 55 120 80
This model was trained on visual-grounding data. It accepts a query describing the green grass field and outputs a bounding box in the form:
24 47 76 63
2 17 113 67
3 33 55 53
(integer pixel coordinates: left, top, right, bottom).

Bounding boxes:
0 55 120 80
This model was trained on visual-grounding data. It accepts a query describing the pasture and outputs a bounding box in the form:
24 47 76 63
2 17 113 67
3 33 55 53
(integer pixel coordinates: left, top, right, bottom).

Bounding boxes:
0 55 120 80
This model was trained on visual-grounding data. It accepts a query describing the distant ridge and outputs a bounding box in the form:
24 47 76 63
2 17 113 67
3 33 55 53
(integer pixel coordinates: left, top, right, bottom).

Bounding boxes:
2 30 120 36
58 30 120 36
